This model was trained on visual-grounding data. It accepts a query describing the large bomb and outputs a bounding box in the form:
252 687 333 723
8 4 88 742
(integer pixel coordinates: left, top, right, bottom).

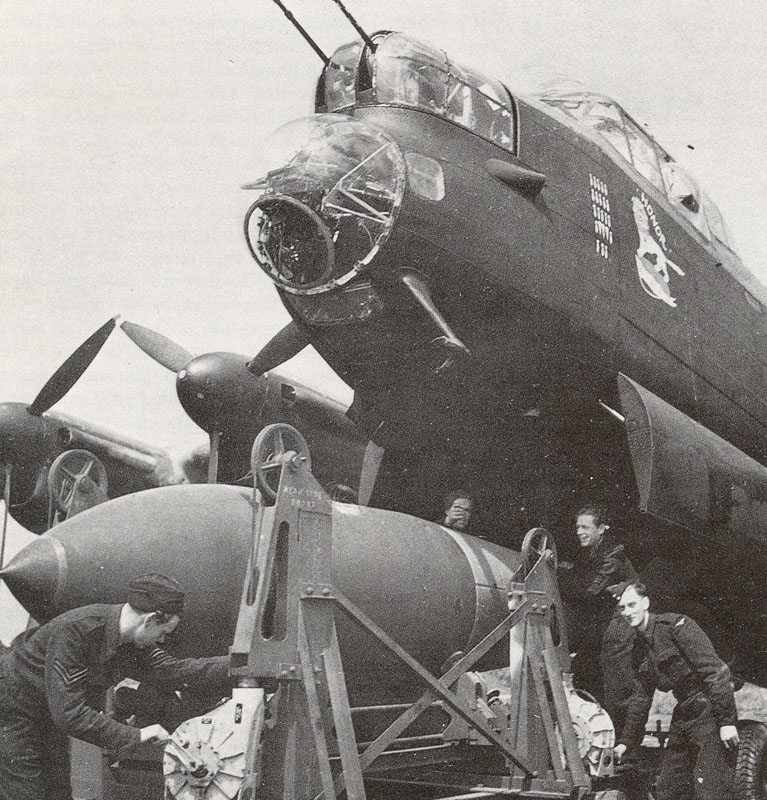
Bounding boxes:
2 484 522 701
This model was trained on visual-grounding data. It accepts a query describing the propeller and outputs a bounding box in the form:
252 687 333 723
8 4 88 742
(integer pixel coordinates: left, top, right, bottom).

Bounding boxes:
119 320 194 374
358 440 384 506
117 320 269 484
0 318 120 532
118 320 223 480
246 320 310 376
28 317 119 416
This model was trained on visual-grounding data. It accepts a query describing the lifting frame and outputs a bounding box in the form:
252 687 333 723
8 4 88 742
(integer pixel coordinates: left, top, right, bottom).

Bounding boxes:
227 424 596 800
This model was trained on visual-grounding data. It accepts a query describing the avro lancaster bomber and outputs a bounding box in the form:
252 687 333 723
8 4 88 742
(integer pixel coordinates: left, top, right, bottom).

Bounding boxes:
3 10 767 800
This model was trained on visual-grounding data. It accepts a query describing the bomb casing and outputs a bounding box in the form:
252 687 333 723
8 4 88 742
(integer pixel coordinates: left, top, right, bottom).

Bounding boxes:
2 483 523 702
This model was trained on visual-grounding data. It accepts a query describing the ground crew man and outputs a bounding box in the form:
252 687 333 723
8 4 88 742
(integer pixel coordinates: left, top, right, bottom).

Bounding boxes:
440 490 474 533
0 573 230 800
557 505 637 714
613 581 739 800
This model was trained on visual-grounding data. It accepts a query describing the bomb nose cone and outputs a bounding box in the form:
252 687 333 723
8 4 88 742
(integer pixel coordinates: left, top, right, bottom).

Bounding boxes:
1 535 64 622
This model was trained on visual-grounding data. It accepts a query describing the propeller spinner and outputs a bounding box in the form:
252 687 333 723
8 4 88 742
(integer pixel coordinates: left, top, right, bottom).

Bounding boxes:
119 321 269 483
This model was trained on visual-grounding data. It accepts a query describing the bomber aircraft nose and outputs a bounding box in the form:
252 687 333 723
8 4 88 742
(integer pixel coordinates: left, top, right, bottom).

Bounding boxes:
242 114 405 297
1 535 63 622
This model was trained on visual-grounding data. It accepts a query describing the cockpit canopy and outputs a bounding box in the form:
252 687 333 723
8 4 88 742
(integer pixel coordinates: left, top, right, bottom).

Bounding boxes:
539 91 735 251
317 32 517 153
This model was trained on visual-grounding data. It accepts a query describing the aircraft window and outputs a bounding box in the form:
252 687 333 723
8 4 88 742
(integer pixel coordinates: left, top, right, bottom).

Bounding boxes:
404 152 445 201
701 192 734 249
446 68 513 149
243 115 406 295
661 160 699 211
588 100 623 125
374 34 449 113
539 93 739 254
622 117 664 190
323 41 363 111
367 33 515 151
550 98 590 121
660 159 710 237
578 101 632 162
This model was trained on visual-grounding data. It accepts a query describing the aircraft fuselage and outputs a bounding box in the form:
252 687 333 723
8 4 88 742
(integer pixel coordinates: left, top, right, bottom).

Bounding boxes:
242 32 767 683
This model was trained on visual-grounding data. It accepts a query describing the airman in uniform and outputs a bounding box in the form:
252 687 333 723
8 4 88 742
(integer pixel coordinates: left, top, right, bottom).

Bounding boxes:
441 490 474 533
613 581 738 800
558 505 637 717
0 573 230 800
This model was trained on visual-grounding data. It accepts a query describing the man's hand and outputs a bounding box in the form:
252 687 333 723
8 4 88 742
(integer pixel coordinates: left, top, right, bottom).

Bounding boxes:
558 561 574 570
140 724 170 745
613 743 627 763
720 725 740 750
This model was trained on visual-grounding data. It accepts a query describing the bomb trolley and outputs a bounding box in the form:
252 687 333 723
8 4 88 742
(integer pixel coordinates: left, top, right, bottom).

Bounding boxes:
163 424 620 800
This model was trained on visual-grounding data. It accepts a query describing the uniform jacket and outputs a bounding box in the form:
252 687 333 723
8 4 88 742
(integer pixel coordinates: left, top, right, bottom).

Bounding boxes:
561 534 637 599
0 603 229 753
619 612 737 748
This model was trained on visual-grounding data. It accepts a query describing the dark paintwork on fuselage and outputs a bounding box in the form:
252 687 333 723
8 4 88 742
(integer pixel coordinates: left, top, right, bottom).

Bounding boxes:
263 98 767 684
273 101 767 509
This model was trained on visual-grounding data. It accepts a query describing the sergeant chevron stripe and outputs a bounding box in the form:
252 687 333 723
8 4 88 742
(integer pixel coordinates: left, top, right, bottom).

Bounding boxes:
52 658 88 687
149 648 174 668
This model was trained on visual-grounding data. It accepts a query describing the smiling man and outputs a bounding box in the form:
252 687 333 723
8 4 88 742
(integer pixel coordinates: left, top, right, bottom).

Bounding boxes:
558 506 637 712
613 582 738 800
0 573 229 800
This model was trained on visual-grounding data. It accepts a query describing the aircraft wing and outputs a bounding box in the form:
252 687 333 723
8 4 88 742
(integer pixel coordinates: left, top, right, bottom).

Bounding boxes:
49 410 187 493
5 409 188 533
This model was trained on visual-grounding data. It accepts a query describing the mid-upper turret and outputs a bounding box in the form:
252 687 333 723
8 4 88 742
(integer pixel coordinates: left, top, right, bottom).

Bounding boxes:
316 32 518 154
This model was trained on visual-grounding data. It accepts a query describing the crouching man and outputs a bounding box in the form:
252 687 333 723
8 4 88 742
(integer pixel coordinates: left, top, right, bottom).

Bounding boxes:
0 573 229 800
612 581 739 800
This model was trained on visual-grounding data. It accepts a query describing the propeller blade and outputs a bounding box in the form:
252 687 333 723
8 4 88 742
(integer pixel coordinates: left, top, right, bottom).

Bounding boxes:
207 431 220 484
28 317 118 416
120 320 194 373
246 321 310 376
358 440 384 506
0 465 10 570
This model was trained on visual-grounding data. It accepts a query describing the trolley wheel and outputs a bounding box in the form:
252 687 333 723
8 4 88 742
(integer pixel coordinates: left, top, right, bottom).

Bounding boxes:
250 424 311 501
48 449 108 515
521 526 557 574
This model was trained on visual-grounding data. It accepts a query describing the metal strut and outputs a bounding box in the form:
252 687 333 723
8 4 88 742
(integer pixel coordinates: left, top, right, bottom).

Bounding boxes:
225 424 594 800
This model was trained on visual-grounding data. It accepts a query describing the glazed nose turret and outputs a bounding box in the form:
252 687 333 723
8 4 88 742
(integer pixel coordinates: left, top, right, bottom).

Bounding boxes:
242 114 405 297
